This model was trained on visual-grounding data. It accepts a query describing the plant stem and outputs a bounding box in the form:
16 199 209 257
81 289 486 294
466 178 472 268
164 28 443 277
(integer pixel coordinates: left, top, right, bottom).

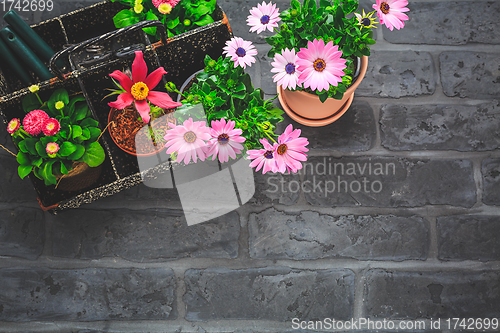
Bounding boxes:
35 93 43 106
264 131 277 143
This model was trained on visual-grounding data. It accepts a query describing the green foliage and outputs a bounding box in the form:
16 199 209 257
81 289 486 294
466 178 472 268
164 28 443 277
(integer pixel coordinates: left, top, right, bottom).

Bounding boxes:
179 55 283 150
110 0 217 40
12 89 105 186
265 0 376 101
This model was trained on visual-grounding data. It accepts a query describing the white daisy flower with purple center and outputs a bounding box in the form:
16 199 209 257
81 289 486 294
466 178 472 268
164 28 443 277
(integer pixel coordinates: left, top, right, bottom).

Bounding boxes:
271 48 301 90
223 37 258 69
247 1 281 34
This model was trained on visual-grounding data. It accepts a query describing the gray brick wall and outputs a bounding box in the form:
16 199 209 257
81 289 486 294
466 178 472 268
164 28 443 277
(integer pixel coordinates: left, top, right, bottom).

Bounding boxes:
0 0 499 332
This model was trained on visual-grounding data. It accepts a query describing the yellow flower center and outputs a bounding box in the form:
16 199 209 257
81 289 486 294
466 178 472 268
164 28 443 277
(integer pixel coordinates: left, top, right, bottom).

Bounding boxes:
313 59 326 72
158 3 172 14
380 2 390 14
184 131 197 143
134 4 143 13
47 123 55 130
55 101 65 110
28 85 39 93
131 82 149 100
277 144 288 155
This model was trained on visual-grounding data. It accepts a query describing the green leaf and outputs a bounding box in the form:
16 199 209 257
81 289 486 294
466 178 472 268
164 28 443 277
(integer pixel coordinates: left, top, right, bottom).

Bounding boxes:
35 141 48 158
60 161 69 175
113 9 141 29
88 127 101 141
22 94 41 113
59 142 77 157
67 144 85 160
194 14 214 26
18 140 29 153
16 152 30 165
72 125 83 140
81 128 91 140
73 103 89 122
79 118 99 128
166 16 180 30
319 93 329 103
47 89 69 115
82 142 105 167
68 96 86 118
18 165 32 179
41 160 57 186
143 11 158 35
32 157 43 168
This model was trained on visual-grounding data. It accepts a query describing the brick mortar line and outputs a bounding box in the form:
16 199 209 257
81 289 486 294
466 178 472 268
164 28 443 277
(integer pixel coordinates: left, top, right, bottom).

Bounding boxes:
358 96 499 106
306 148 500 158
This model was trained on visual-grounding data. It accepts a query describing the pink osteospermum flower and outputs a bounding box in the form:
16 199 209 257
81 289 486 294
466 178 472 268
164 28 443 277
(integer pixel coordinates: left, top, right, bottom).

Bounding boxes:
206 118 246 163
296 39 347 92
271 48 301 90
247 1 281 34
46 142 59 155
152 0 180 9
373 0 409 31
164 118 211 165
273 124 309 173
42 118 61 136
7 118 20 134
247 138 278 174
23 110 49 136
108 51 182 123
222 37 258 69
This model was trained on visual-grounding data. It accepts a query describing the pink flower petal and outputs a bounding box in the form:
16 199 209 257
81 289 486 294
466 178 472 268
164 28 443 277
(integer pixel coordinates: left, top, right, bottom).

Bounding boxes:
134 99 151 123
147 91 183 109
108 92 134 109
132 51 148 83
144 67 168 90
110 70 133 92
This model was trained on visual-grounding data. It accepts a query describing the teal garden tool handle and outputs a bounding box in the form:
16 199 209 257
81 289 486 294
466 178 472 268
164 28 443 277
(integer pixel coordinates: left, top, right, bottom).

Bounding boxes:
0 37 33 85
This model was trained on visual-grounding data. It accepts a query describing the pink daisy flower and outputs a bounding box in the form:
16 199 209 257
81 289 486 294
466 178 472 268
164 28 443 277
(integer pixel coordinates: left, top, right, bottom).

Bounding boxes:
296 38 347 92
46 142 59 155
7 118 20 134
373 0 409 31
108 51 182 123
152 0 180 9
206 118 246 163
223 37 258 69
271 48 301 90
247 138 278 174
42 118 61 136
164 118 211 165
23 110 49 136
247 1 281 34
273 124 309 173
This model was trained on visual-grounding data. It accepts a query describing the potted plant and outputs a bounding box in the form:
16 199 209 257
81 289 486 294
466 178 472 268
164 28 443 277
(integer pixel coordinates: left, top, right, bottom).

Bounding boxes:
107 50 182 156
245 0 409 126
110 0 219 39
6 85 106 190
164 36 309 174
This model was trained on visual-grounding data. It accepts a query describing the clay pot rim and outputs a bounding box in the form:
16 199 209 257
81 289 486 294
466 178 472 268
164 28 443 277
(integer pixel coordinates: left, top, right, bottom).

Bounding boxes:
107 106 167 157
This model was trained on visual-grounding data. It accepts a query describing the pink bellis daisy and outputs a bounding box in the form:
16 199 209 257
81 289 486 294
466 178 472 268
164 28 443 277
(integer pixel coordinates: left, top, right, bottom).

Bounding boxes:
247 1 280 34
7 118 20 134
273 124 309 173
108 51 182 123
46 142 59 155
296 39 347 92
164 118 211 165
42 118 61 136
247 138 278 174
206 118 246 163
223 37 258 69
271 48 301 90
152 0 180 9
373 0 409 31
23 110 49 136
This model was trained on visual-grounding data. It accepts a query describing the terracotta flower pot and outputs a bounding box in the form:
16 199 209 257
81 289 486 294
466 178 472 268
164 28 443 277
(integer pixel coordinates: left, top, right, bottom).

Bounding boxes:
108 105 177 156
278 55 369 127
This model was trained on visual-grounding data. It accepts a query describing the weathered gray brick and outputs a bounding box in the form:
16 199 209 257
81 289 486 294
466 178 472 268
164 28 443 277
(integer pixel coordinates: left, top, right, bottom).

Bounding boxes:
482 159 500 206
249 208 429 261
251 171 301 206
301 156 476 208
437 215 500 261
380 102 500 151
440 52 500 99
51 209 239 261
0 155 38 203
184 267 355 321
277 100 376 152
364 269 500 319
357 51 436 98
0 267 176 321
383 1 500 45
0 208 44 260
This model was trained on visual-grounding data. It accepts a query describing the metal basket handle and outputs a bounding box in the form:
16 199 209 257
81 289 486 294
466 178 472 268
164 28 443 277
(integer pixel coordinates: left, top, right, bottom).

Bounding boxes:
49 20 167 80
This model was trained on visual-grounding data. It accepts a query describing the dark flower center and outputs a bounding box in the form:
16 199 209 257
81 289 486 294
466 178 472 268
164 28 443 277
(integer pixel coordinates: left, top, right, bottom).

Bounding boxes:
285 63 296 74
260 15 270 24
277 144 288 155
361 18 371 26
313 59 326 72
218 133 229 145
264 150 274 159
184 131 197 143
236 47 246 57
380 2 390 14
